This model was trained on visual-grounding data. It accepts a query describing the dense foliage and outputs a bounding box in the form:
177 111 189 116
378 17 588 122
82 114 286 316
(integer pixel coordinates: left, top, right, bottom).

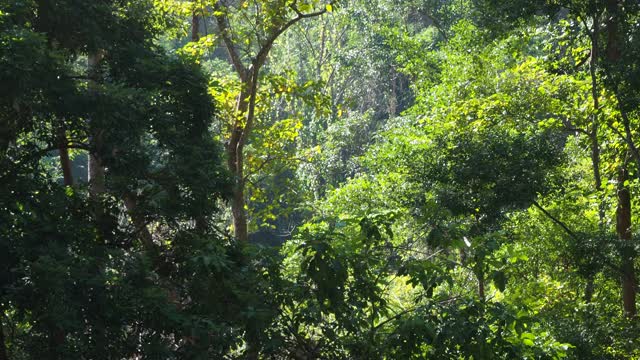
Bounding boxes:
1 0 639 359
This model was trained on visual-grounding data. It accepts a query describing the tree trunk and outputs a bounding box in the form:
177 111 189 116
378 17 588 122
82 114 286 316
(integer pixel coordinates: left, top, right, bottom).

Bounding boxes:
231 179 248 242
190 10 210 233
584 274 595 303
85 50 111 353
585 14 603 302
389 70 397 117
606 0 636 318
228 85 251 242
48 325 65 360
88 51 105 196
191 12 200 42
617 164 637 317
210 6 331 357
57 128 73 186
0 306 8 360
476 261 485 302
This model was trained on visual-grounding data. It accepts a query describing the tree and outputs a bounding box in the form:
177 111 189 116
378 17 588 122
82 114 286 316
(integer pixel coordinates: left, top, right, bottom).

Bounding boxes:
208 0 335 242
474 0 640 318
0 0 243 357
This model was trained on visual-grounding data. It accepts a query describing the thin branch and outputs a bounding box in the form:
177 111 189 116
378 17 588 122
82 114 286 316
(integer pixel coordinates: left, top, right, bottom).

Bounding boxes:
372 306 417 331
238 3 264 45
561 117 590 135
391 245 444 261
245 155 314 182
57 128 74 186
298 24 318 60
609 86 640 179
532 200 579 240
574 51 590 69
254 2 333 68
372 295 463 332
243 155 276 181
212 2 248 80
421 9 448 41
31 142 89 161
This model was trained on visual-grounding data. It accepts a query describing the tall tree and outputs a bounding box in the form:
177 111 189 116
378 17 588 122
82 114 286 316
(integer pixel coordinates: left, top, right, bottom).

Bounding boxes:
210 0 334 242
604 0 637 317
475 0 640 319
0 0 235 357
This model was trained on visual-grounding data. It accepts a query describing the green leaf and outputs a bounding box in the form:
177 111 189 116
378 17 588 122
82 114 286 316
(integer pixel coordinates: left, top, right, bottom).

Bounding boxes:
523 338 535 346
492 270 506 292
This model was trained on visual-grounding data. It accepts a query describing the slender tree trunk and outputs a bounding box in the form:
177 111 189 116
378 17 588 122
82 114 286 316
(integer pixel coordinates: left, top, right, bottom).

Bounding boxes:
589 132 603 223
48 324 65 360
589 15 604 227
85 50 111 353
48 39 74 188
606 0 620 61
57 128 73 186
123 194 156 253
584 276 595 303
190 8 209 234
389 70 397 116
476 260 485 302
231 179 248 241
0 305 8 360
88 149 104 193
605 0 636 317
616 164 637 317
585 128 601 304
88 51 105 196
228 85 251 242
211 6 331 357
191 12 200 42
585 14 603 303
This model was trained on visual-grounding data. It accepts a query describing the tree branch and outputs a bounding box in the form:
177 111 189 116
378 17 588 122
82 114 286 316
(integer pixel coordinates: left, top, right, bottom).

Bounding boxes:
123 192 157 253
213 1 248 80
420 9 448 40
607 84 640 180
254 2 333 68
532 200 579 240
